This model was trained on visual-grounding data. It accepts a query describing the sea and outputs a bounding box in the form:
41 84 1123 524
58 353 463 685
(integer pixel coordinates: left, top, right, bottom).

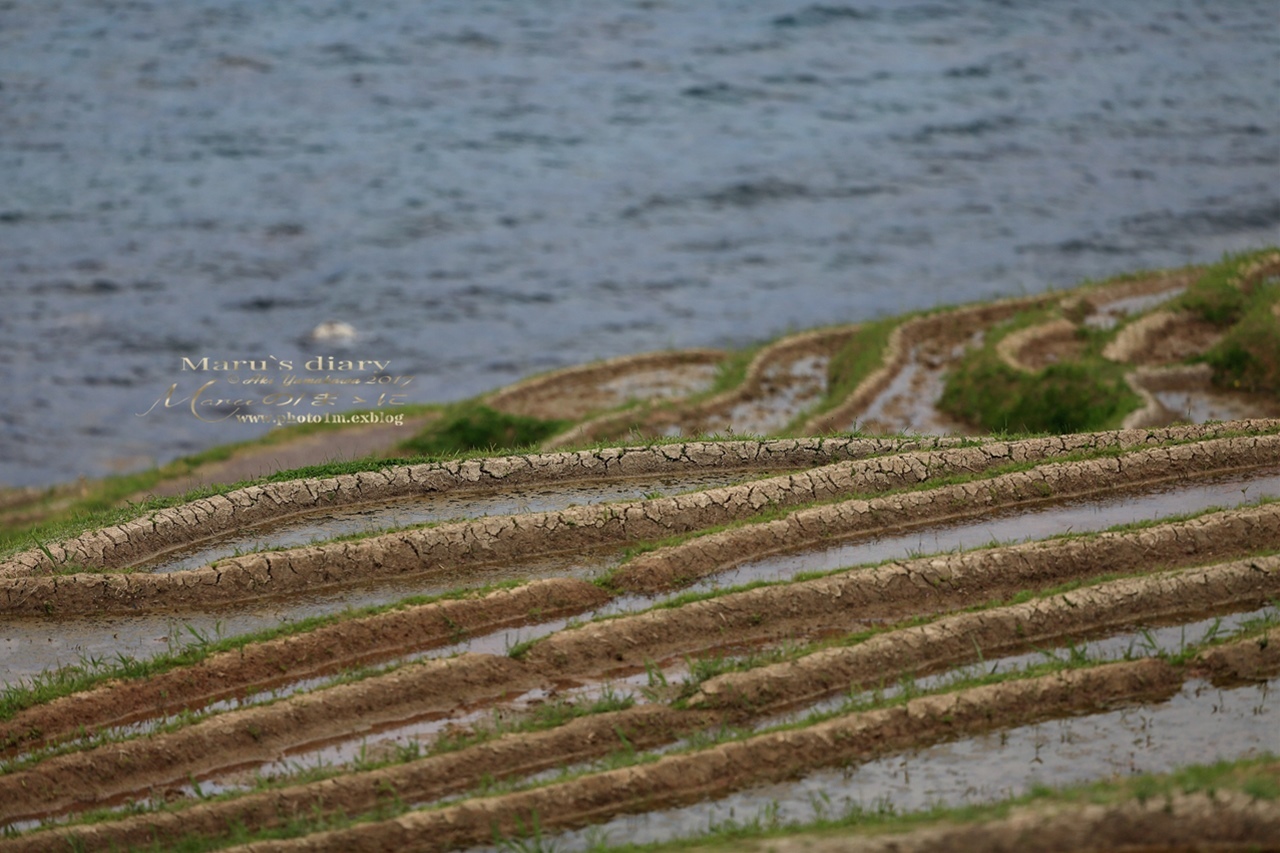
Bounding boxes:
2 0 1278 487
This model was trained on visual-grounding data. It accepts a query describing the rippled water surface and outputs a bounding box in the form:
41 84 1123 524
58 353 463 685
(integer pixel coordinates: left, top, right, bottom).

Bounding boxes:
3 1 1279 486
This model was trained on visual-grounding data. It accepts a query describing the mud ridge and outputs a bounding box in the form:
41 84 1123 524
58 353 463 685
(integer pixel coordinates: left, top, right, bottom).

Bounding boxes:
691 555 1280 713
484 348 725 422
1193 625 1280 687
612 430 1280 592
0 578 608 758
1 705 715 853
216 660 1185 852
526 502 1280 678
16 568 1280 850
0 652 554 826
11 426 1269 615
0 438 930 579
10 519 1272 830
996 317 1080 373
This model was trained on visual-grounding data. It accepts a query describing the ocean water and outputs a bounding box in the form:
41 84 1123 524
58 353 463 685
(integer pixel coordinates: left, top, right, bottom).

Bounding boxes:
1 0 1278 487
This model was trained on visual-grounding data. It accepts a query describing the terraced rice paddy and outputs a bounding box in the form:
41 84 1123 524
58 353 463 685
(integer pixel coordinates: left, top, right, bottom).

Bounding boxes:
3 254 1280 851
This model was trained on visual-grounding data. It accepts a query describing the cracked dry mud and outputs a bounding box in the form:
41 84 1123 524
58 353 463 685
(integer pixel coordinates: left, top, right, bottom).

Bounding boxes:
4 421 1280 852
4 260 1280 851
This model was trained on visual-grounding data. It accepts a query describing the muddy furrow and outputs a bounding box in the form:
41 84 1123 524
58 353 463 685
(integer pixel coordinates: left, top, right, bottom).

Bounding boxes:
1 705 715 853
0 578 608 758
484 348 726 422
524 502 1280 677
545 326 859 448
691 555 1280 713
6 423 1268 580
2 438 913 578
9 553 1278 848
613 431 1280 591
0 652 554 826
9 426 1261 615
221 660 1185 853
9 534 1277 837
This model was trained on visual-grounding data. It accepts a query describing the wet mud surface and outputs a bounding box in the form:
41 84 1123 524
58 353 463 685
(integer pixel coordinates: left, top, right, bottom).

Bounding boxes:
3 390 1280 847
2 420 1280 850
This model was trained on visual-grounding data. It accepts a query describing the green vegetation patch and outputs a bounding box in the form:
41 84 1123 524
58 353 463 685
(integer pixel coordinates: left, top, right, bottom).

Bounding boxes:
1166 249 1280 394
1198 268 1280 395
940 311 1139 434
399 403 569 457
806 316 902 428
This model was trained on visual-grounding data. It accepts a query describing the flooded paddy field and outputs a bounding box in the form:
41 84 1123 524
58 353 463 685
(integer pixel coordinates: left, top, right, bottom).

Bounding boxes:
3 254 1280 849
3 420 1280 852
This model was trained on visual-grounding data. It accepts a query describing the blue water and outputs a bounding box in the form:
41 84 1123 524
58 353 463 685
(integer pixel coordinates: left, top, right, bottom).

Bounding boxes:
2 1 1278 487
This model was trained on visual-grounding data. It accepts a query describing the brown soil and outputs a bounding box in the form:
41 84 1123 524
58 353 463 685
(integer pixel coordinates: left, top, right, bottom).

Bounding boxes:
998 318 1084 372
484 349 726 422
547 326 860 447
1 704 718 853
691 556 1280 714
11 551 1278 850
612 430 1280 592
1105 311 1224 366
1 437 941 579
528 504 1280 680
0 651 550 826
7 424 1269 615
0 578 608 758
205 660 1186 852
223 630 1278 853
802 293 1061 435
1193 625 1280 687
1125 367 1280 430
138 415 441 500
1073 268 1200 318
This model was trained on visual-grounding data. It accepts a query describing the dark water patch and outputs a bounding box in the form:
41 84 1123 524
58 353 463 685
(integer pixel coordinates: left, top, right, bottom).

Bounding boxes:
232 296 317 312
704 180 830 209
429 29 502 50
772 5 878 28
81 374 138 388
680 82 777 104
627 181 889 218
1018 237 1134 258
760 73 825 86
1123 201 1280 242
43 278 123 295
904 115 1022 143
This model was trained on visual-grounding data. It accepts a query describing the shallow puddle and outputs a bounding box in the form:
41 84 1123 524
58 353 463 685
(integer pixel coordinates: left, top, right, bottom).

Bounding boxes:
541 675 1276 852
759 606 1275 730
141 471 747 574
1084 287 1185 330
1153 387 1280 425
850 336 981 436
697 468 1280 592
0 552 614 686
664 353 831 438
723 354 830 436
597 364 720 406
